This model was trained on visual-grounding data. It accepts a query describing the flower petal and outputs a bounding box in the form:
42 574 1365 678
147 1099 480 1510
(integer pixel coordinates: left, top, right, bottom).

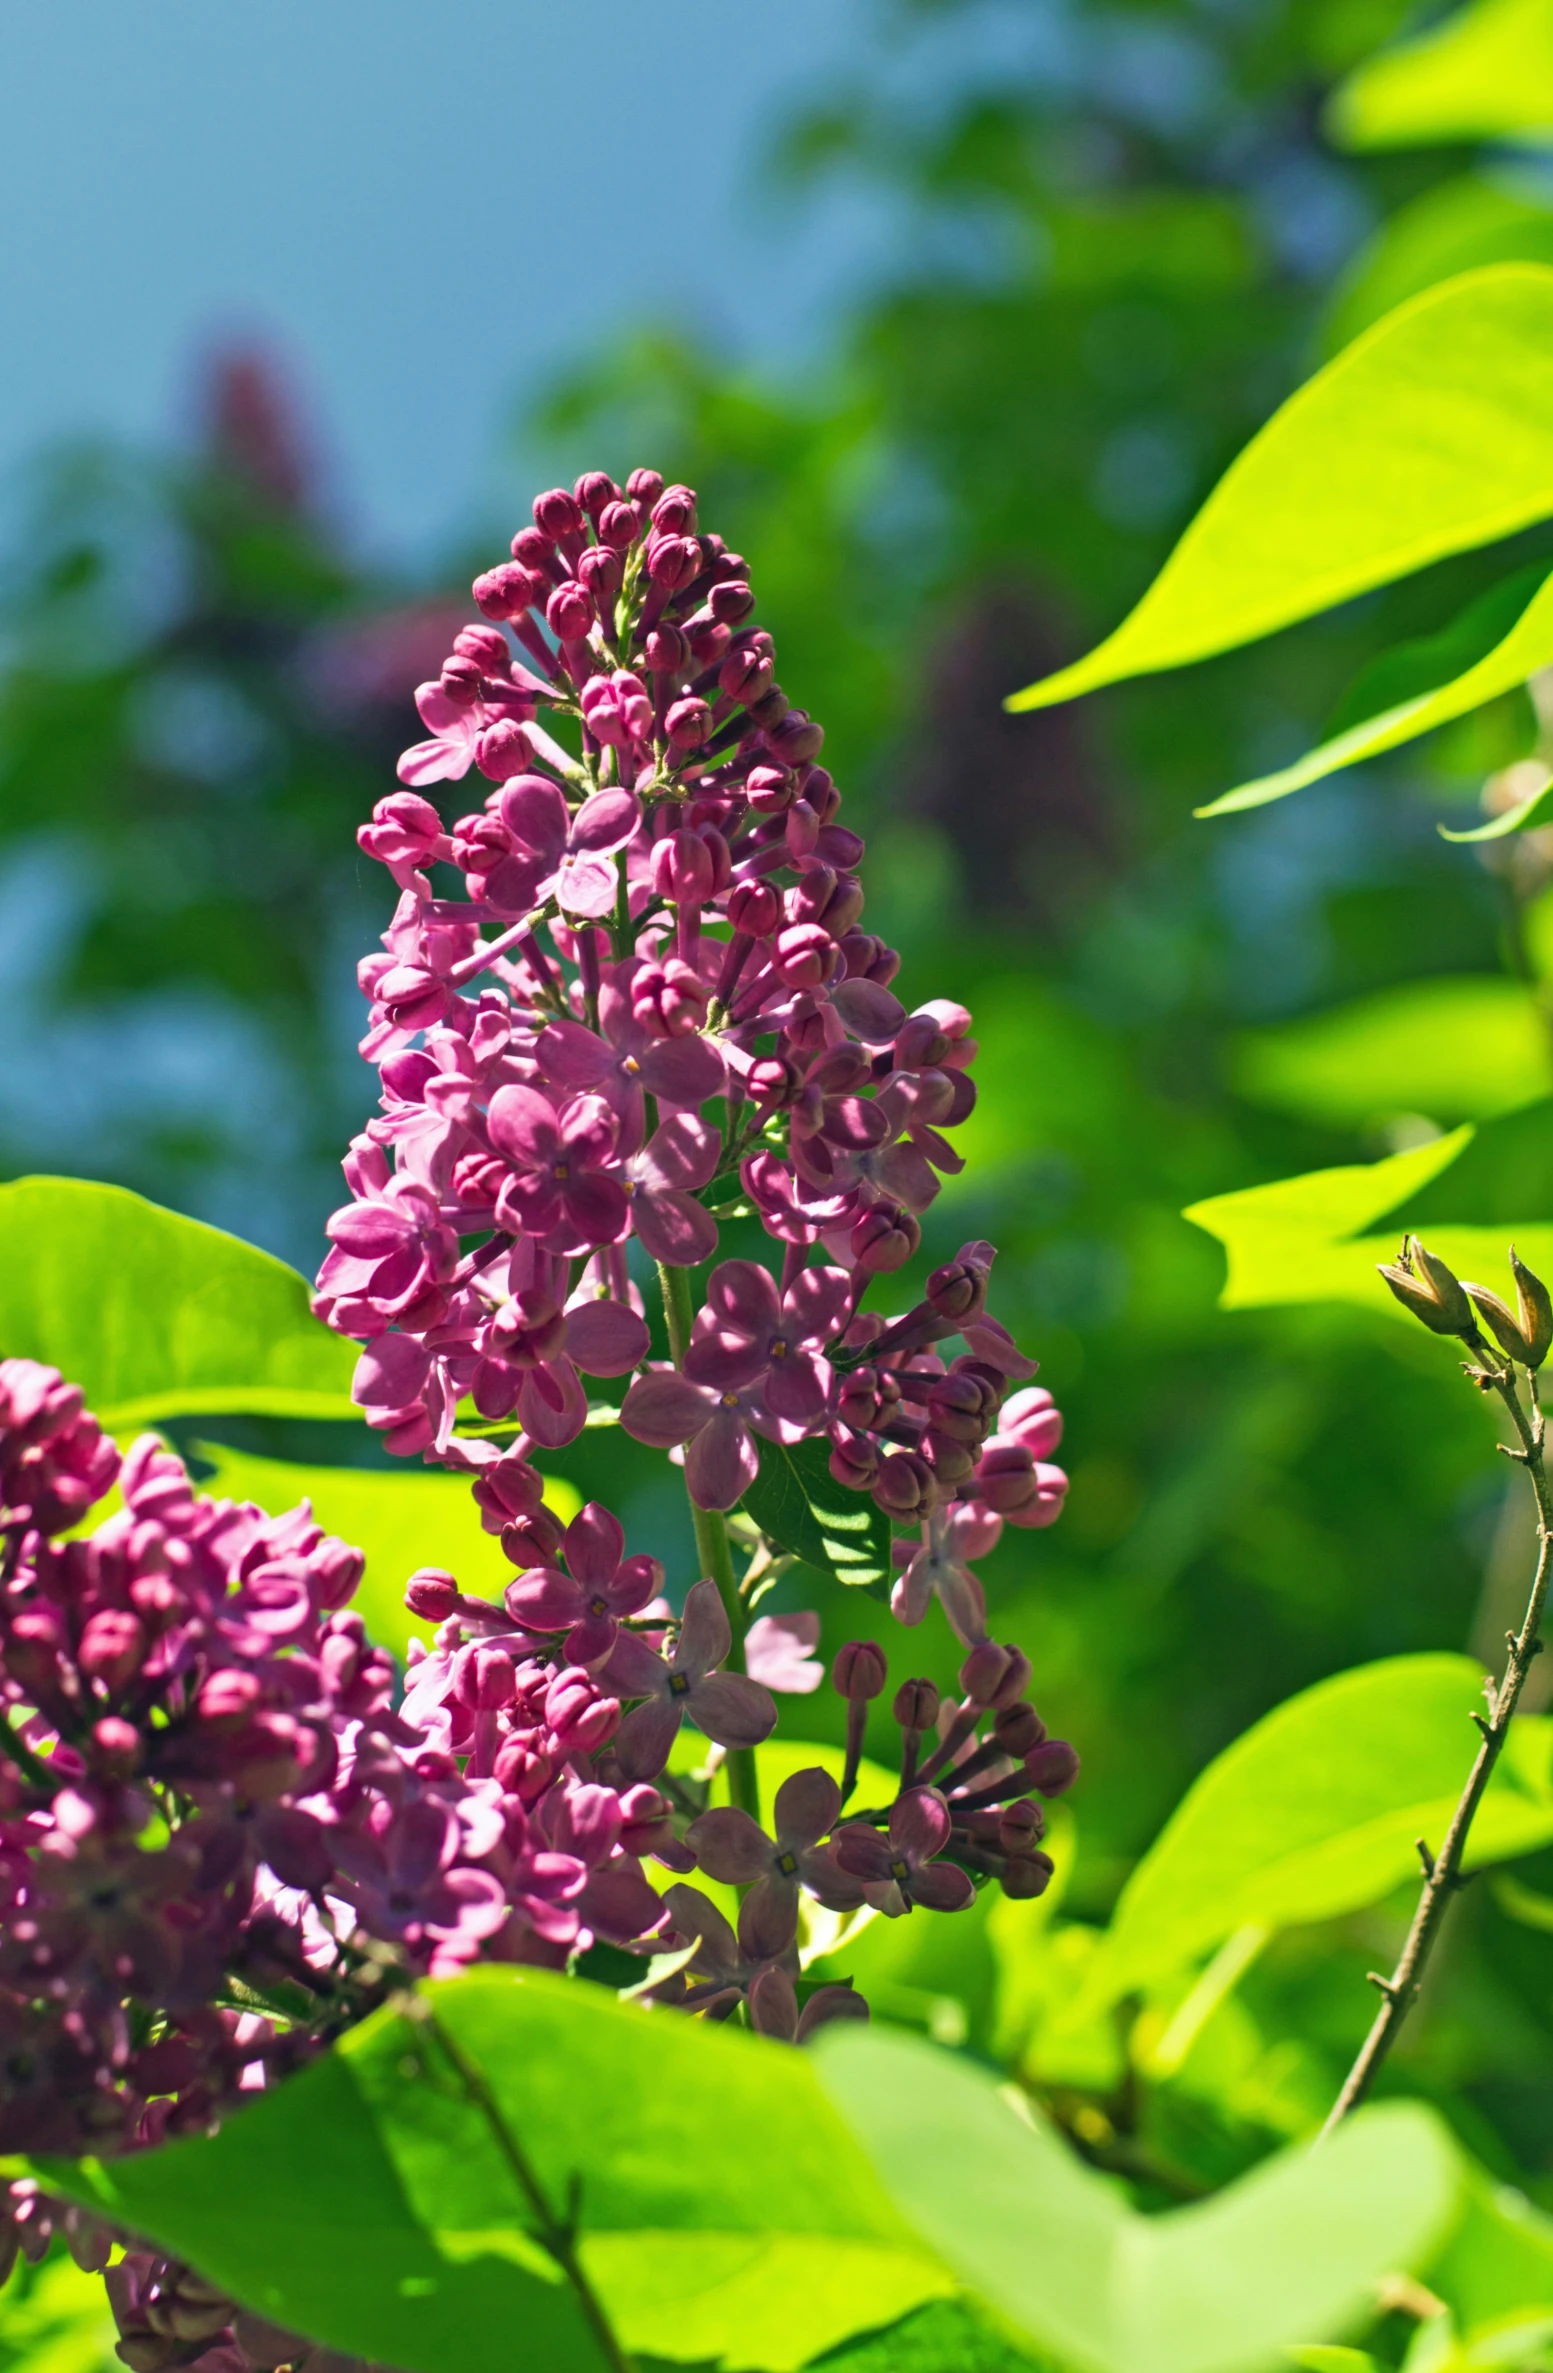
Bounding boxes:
687 1669 777 1752
631 1184 720 1269
637 1033 726 1107
684 1806 772 1886
615 1693 682 1783
488 1083 561 1170
502 1566 586 1631
684 1408 759 1512
620 1369 718 1449
643 1112 722 1192
569 787 641 854
563 1503 625 1590
563 1296 650 1376
891 1785 951 1865
911 1863 976 1913
773 1765 841 1854
497 776 569 863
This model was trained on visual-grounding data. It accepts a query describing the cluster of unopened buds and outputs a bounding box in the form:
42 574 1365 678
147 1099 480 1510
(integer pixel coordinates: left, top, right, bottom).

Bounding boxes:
0 471 1077 2373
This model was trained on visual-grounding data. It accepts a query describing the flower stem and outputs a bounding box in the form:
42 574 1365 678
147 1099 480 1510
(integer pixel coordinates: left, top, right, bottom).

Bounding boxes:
416 1999 636 2373
1321 1354 1552 2135
655 1259 762 1826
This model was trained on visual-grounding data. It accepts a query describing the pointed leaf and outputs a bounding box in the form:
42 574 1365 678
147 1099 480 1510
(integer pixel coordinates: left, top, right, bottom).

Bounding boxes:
1084 1653 1553 2008
1441 776 1553 838
1233 977 1553 1128
815 2026 1460 2373
0 1177 356 1427
1327 0 1553 153
40 1968 950 2373
1324 175 1553 357
742 1434 893 1590
1197 560 1553 816
1007 266 1553 713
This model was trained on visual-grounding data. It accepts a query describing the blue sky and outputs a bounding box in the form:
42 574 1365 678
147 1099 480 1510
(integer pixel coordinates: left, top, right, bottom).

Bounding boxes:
0 1 886 556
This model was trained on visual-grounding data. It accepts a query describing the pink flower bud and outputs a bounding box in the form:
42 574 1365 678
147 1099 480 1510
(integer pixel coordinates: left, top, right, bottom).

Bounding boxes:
631 957 708 1038
197 1670 264 1728
475 719 533 781
546 581 594 641
872 1449 935 1522
493 1733 554 1800
456 1645 516 1712
546 1667 619 1756
648 534 701 591
709 579 755 624
927 1254 990 1324
1002 1850 1056 1898
766 709 824 765
894 1678 940 1732
573 470 619 523
960 1641 1011 1706
511 527 555 572
502 1507 567 1568
746 764 794 814
78 1608 147 1690
405 1568 461 1622
90 1715 140 1774
999 1386 1063 1461
774 923 836 990
627 466 664 504
651 484 698 535
455 624 510 670
726 878 780 937
578 545 622 606
534 487 585 540
851 1203 920 1275
998 1797 1045 1851
829 1428 880 1491
831 1640 887 1702
439 654 484 708
993 1702 1047 1758
1025 1739 1079 1797
645 623 688 673
473 563 535 621
599 499 639 549
665 695 711 749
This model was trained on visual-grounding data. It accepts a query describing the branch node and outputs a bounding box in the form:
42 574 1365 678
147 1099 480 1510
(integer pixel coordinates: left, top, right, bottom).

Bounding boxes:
1365 1971 1399 1999
1471 1709 1495 1738
1415 1838 1435 1880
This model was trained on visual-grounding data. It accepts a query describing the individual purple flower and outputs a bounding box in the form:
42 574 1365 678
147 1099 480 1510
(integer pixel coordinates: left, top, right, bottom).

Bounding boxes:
538 976 726 1129
396 673 539 788
744 1611 823 1694
686 1765 860 1954
833 1787 975 1917
503 1503 664 1666
497 776 639 918
618 1366 797 1512
605 1579 776 1782
890 1499 1005 1644
623 1111 721 1267
317 1181 458 1329
683 1259 850 1426
331 1795 513 1964
653 1880 792 2015
487 1085 630 1252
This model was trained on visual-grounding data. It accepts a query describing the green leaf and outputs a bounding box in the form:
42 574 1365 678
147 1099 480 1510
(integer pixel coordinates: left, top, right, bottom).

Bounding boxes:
1085 1654 1553 2008
1324 176 1553 357
188 1444 581 1660
808 2297 1039 2372
1182 1114 1553 1324
815 2025 1460 2373
1006 266 1553 714
1425 2161 1553 2324
742 1434 893 1590
1233 978 1553 1129
1197 561 1553 817
0 2252 119 2373
1440 776 1553 839
0 1177 357 1428
42 1968 952 2373
1327 0 1553 153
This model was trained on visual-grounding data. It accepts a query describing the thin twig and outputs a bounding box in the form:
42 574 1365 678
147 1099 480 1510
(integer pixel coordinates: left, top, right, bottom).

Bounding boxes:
1321 1354 1552 2135
413 1998 636 2373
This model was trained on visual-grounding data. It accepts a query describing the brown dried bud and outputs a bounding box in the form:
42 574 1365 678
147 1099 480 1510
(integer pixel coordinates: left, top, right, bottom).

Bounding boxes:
1376 1235 1476 1338
1464 1246 1553 1368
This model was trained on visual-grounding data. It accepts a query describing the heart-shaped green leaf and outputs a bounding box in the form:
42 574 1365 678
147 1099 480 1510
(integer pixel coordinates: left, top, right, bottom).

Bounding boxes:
0 1177 356 1428
1233 977 1553 1129
1085 1653 1553 2007
1197 559 1553 816
1327 0 1553 154
41 1968 950 2373
1007 266 1553 714
742 1434 893 1590
815 2025 1460 2373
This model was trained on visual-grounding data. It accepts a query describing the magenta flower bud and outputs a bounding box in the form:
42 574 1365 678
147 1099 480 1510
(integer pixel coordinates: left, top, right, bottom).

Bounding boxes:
895 1013 951 1069
439 653 484 708
546 580 594 641
927 1253 990 1324
894 1678 940 1732
749 1054 801 1110
687 618 732 667
976 1439 1043 1516
1025 1739 1080 1797
651 484 698 535
999 1385 1063 1461
832 1640 887 1702
197 1669 264 1728
774 923 836 990
748 685 791 731
574 469 619 523
645 623 688 673
745 763 795 815
994 1702 1047 1758
511 526 556 572
766 709 824 765
1003 1851 1056 1899
598 499 639 549
631 957 709 1038
578 545 622 605
960 1641 1012 1706
924 1432 977 1489
534 486 585 540
472 1455 546 1531
650 828 714 902
90 1714 140 1774
454 623 510 671
475 719 533 781
473 563 535 621
851 1203 921 1275
78 1608 147 1690
648 534 701 591
872 1449 935 1522
709 578 755 624
457 1644 516 1711
502 1507 567 1568
546 1666 620 1756
993 1644 1033 1706
493 1733 554 1800
726 878 780 937
998 1797 1045 1851
835 1365 900 1433
627 466 664 504
405 1568 461 1622
665 695 712 750
829 1428 880 1491
720 645 774 706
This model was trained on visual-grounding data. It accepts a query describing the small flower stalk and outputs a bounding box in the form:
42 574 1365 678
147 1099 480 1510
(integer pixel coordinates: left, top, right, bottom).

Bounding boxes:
0 471 1078 2371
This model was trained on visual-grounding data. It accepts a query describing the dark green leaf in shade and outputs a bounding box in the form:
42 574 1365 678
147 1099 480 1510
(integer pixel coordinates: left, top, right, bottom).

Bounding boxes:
742 1435 893 1590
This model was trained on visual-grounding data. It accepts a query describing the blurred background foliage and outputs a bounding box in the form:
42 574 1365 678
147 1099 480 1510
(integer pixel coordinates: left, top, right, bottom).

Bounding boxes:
10 0 1553 2216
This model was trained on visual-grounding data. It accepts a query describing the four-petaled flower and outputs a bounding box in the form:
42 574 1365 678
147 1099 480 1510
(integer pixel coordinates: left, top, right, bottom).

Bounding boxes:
503 1503 664 1667
833 1788 975 1917
686 1765 861 1956
488 1086 630 1253
497 777 640 918
684 1260 850 1427
605 1580 776 1782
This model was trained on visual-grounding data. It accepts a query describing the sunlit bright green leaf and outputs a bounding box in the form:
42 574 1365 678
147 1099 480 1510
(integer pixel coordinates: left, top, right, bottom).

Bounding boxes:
0 1177 356 1427
1426 2161 1553 2325
1197 561 1553 816
743 1434 893 1590
1007 267 1553 713
816 2026 1460 2373
1182 1114 1553 1322
1325 176 1553 355
1086 1655 1553 2006
1440 774 1553 838
1328 0 1553 152
188 1444 581 1659
1233 978 1553 1128
0 2252 119 2373
42 1969 950 2373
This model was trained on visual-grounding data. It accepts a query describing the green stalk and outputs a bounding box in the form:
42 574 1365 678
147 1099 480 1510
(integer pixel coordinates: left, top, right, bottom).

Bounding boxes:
655 1259 761 1825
